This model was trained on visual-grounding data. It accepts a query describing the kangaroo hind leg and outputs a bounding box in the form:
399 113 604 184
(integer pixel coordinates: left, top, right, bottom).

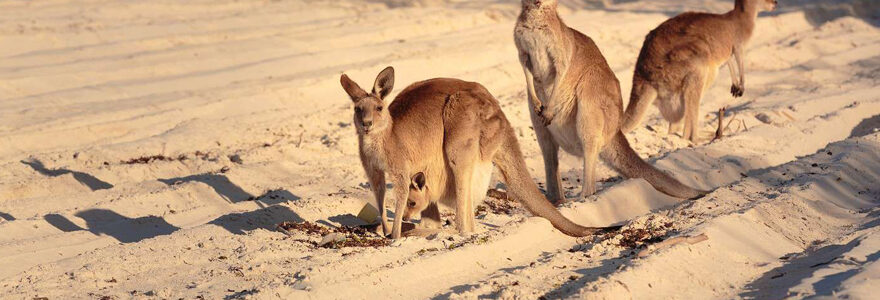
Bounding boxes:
442 92 482 234
681 70 708 142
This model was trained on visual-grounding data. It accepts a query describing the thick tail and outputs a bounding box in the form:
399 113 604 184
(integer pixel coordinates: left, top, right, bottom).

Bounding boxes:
601 131 708 199
493 130 619 237
620 76 657 133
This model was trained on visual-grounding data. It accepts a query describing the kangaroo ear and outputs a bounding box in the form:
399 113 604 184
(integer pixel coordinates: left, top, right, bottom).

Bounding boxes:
340 74 368 102
372 66 395 100
411 172 426 190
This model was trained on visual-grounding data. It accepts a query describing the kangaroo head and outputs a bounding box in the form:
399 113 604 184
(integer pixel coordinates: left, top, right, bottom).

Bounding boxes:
744 0 777 12
521 0 556 10
340 66 395 135
402 172 429 222
760 0 778 11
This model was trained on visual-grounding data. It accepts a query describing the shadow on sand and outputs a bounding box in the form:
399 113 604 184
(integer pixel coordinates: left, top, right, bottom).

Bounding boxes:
158 173 253 203
22 159 113 191
740 234 880 298
44 209 179 243
0 212 15 221
209 205 304 235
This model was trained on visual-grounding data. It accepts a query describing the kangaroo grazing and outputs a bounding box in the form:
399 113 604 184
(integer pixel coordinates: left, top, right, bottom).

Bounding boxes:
514 0 707 201
340 67 619 239
620 0 778 141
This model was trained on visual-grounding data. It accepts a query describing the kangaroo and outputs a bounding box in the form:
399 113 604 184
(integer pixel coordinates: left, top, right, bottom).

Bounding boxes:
620 0 778 141
514 0 707 202
340 67 619 239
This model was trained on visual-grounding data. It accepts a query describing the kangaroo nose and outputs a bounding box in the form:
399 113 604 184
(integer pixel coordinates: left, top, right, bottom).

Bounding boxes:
362 121 373 128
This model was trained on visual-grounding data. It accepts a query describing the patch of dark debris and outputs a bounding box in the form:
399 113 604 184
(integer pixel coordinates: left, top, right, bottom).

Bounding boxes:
477 188 522 215
277 221 388 249
246 189 293 201
602 216 674 249
119 151 217 165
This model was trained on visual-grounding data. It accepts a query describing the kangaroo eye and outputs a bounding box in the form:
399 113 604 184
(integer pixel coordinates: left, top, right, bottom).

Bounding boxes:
408 201 416 208
376 106 383 112
354 107 363 114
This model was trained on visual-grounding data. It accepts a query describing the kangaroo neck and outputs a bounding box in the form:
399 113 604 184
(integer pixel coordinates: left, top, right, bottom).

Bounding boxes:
731 1 758 31
726 0 758 43
520 6 565 33
519 7 573 57
358 123 394 165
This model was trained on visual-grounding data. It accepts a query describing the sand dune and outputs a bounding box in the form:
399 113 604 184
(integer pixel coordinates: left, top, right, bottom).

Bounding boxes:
0 0 878 298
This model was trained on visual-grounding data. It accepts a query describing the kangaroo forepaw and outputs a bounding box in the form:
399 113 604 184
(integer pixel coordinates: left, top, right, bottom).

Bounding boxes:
730 84 744 97
535 105 554 126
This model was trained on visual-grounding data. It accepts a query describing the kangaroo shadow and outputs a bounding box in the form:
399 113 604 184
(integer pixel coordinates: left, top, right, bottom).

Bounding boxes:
21 159 113 191
158 173 253 203
0 212 15 221
209 204 304 235
850 114 880 138
43 209 179 243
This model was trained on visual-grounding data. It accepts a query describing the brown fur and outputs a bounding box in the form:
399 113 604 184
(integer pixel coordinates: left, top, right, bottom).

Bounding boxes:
514 0 708 201
620 0 777 141
340 67 619 239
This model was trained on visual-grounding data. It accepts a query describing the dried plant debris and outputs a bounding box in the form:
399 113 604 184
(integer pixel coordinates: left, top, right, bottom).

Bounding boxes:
279 221 330 236
120 151 216 165
121 154 185 164
446 234 491 250
477 188 522 215
601 215 674 249
277 221 388 249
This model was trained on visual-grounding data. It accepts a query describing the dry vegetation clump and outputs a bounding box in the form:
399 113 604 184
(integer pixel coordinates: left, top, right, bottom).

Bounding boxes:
119 151 216 165
601 215 674 249
277 221 388 249
476 189 522 215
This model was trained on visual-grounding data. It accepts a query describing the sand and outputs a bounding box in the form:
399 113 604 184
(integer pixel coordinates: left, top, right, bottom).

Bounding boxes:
0 0 878 299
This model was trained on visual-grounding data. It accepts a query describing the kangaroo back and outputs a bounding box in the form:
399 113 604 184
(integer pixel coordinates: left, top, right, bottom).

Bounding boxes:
493 128 618 237
601 132 706 199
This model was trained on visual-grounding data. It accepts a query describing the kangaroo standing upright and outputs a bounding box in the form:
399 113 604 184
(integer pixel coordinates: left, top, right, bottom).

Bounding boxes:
514 0 706 201
341 67 618 239
620 0 778 141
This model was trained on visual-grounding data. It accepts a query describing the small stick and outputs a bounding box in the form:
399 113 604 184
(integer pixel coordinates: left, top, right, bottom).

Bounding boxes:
637 233 708 258
711 107 726 142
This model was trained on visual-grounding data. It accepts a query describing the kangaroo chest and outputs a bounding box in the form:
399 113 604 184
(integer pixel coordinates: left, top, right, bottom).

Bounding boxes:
359 136 387 171
515 25 561 87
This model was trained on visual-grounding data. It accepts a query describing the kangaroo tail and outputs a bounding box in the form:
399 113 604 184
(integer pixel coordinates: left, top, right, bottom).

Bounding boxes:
601 131 708 199
620 75 657 133
493 128 619 237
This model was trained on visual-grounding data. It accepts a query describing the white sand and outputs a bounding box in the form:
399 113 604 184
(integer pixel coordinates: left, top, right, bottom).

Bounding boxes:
0 0 878 298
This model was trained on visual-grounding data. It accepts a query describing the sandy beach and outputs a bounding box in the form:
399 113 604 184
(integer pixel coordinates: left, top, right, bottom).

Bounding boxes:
1 0 878 298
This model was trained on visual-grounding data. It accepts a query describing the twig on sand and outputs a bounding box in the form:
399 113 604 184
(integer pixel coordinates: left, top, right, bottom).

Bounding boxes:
712 107 727 142
711 106 747 143
637 233 708 258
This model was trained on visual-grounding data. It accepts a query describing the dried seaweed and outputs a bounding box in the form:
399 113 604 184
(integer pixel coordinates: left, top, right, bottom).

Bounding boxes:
277 221 388 249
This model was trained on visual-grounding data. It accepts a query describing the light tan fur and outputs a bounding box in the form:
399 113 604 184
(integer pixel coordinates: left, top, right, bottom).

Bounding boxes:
620 0 778 141
514 0 707 201
340 67 619 239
